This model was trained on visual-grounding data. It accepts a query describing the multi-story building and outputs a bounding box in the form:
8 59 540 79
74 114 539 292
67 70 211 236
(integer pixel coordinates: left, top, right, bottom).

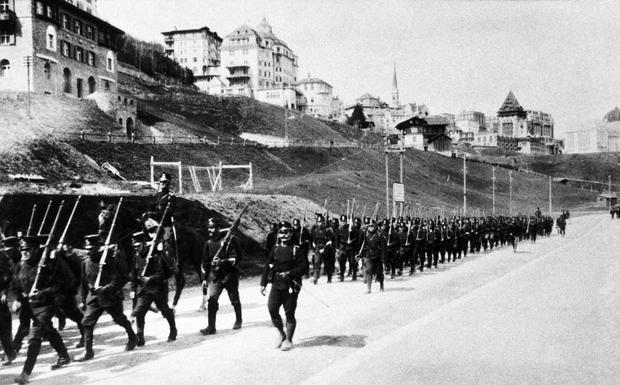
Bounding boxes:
0 0 123 97
497 90 528 137
64 0 96 15
294 75 341 119
565 107 620 153
161 26 222 92
218 17 298 97
526 110 554 138
455 110 486 133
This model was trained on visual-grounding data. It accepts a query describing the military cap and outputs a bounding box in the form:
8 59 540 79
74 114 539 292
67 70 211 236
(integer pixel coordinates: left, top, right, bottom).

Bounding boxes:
20 235 45 250
279 221 293 230
132 231 147 244
159 172 172 182
84 234 101 250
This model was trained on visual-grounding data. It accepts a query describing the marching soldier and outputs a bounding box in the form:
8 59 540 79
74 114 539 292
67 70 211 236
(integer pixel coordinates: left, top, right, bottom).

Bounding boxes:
12 235 73 384
260 221 308 351
0 236 17 366
133 222 178 345
382 220 399 277
413 220 427 273
292 218 310 279
200 218 244 335
74 234 138 362
310 215 335 284
338 217 361 281
358 220 385 293
150 172 177 270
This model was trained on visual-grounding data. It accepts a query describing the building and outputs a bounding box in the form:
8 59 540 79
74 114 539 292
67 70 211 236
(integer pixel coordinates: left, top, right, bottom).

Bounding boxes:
396 115 452 152
254 85 305 110
497 90 528 137
565 107 620 153
161 26 222 92
218 17 298 97
0 0 123 97
526 110 554 138
294 74 341 119
455 110 486 133
64 0 96 15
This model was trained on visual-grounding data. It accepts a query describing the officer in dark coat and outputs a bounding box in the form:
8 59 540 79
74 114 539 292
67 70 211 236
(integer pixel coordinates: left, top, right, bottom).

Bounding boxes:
260 221 307 351
310 215 335 284
11 235 73 385
359 220 385 293
133 224 178 346
200 218 244 335
292 218 310 279
338 217 361 281
74 234 138 362
0 236 17 366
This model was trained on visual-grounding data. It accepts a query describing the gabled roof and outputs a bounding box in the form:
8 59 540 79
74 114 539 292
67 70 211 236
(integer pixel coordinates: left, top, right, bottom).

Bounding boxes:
498 90 526 117
295 77 332 88
357 92 378 101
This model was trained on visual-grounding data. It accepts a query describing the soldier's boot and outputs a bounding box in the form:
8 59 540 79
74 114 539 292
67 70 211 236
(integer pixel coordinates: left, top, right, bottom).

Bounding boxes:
48 329 71 370
57 316 66 331
366 278 372 294
13 326 28 354
135 315 146 346
351 270 357 281
13 372 30 385
74 326 94 362
281 322 296 351
0 327 16 366
275 326 286 349
121 320 138 351
20 338 41 382
163 309 177 342
380 281 384 292
327 275 332 283
200 301 218 335
232 303 242 330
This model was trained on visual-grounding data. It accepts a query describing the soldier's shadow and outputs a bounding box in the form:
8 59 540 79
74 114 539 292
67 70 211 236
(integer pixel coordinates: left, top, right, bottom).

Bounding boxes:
295 334 367 349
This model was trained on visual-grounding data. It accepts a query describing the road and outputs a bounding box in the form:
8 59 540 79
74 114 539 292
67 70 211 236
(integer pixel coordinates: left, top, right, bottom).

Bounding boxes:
1 214 617 385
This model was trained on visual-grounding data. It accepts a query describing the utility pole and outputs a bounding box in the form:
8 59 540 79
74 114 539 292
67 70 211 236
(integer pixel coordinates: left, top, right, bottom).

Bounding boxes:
24 56 32 118
385 144 390 219
284 107 288 145
399 129 404 215
509 171 513 216
609 175 612 211
463 153 467 214
492 167 496 215
548 176 552 215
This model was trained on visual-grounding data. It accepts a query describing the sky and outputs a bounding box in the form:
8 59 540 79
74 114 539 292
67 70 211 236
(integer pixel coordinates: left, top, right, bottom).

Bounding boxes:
98 0 620 137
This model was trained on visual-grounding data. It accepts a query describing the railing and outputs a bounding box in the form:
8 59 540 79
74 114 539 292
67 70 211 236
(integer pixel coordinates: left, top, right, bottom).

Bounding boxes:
56 130 383 149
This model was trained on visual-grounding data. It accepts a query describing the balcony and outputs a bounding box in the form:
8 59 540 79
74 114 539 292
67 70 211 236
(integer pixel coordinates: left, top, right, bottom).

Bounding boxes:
0 9 17 29
164 36 174 45
226 64 249 70
226 74 250 79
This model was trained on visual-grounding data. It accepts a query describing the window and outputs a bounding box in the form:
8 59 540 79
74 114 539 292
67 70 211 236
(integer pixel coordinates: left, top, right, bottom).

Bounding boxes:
0 59 9 77
62 14 70 29
75 47 83 62
106 51 114 72
36 2 44 15
61 41 71 57
87 51 95 66
104 81 110 91
46 5 53 18
0 33 13 45
46 25 57 51
85 25 93 39
74 20 82 35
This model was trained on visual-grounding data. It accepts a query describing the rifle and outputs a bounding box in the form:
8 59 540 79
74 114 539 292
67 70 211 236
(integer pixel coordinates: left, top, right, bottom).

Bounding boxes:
94 198 123 289
211 204 249 270
322 198 328 221
361 205 367 221
30 201 65 298
299 207 307 245
55 196 81 254
372 201 380 222
26 204 37 236
37 200 52 236
405 220 412 246
140 199 171 279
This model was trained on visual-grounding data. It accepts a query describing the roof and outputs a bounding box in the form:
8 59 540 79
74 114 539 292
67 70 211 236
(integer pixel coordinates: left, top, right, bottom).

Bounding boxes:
224 24 261 40
357 92 379 101
161 26 222 42
255 17 290 49
425 116 451 126
295 77 332 88
497 90 526 117
53 0 123 35
604 107 620 123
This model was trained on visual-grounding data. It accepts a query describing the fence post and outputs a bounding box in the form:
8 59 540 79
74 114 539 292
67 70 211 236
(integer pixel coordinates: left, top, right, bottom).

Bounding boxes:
217 137 221 146
170 134 174 144
80 130 85 140
243 139 246 147
152 136 156 145
230 137 234 146
131 132 135 143
107 131 112 142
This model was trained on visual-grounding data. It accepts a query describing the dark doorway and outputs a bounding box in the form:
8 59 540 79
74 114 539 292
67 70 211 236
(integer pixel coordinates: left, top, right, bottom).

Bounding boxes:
76 78 83 98
126 117 134 138
63 68 71 94
87 76 96 94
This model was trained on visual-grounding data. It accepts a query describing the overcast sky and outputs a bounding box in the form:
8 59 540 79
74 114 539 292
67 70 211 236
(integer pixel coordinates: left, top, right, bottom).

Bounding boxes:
98 0 620 137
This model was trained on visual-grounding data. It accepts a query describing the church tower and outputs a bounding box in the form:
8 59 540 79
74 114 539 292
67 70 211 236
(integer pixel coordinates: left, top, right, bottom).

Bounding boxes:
391 63 400 108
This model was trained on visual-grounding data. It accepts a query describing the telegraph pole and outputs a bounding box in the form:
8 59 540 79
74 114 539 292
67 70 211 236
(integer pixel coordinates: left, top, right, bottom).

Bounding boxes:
609 175 612 211
509 171 513 216
385 146 390 219
24 56 32 118
548 176 552 215
492 167 496 215
399 129 404 215
463 153 467 214
284 107 288 145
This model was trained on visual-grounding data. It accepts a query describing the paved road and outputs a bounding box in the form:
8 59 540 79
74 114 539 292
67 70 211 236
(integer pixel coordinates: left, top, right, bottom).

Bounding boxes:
1 214 615 385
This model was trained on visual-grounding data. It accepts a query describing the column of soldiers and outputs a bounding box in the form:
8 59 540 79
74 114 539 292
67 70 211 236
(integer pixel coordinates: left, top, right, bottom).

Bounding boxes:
271 208 563 293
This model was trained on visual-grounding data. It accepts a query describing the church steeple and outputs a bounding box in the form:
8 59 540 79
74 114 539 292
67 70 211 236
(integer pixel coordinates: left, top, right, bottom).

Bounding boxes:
391 62 400 108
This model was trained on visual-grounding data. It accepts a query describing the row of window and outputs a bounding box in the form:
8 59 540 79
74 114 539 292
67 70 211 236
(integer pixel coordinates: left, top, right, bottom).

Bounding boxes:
0 32 14 45
34 1 115 48
60 40 97 66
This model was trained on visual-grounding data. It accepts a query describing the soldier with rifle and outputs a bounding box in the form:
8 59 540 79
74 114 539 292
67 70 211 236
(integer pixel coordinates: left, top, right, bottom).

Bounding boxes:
200 209 246 335
0 236 17 366
11 201 74 385
292 215 310 279
357 220 385 294
74 199 138 362
133 200 177 346
309 214 336 284
150 172 177 271
260 221 308 351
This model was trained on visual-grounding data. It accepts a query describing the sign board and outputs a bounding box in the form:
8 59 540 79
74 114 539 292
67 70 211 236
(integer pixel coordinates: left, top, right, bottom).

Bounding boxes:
393 183 405 202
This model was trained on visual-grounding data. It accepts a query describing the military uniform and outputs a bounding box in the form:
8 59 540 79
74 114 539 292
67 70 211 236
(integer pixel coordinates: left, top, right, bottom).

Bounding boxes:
0 238 17 365
260 222 308 351
338 221 361 281
359 222 385 293
12 236 73 384
75 235 137 362
310 217 336 284
201 225 243 335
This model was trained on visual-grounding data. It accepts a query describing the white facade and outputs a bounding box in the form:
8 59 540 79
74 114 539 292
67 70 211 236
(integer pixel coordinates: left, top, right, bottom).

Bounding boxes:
294 75 342 119
219 17 298 97
565 121 620 153
64 0 97 15
455 110 486 133
254 86 304 109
